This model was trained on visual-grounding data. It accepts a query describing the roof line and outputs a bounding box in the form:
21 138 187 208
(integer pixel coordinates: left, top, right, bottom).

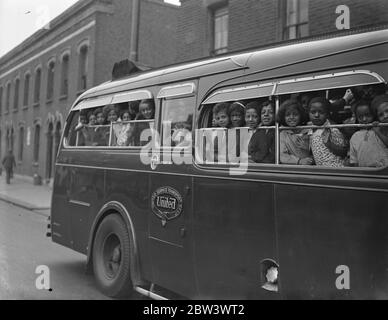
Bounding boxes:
0 20 96 80
0 0 108 62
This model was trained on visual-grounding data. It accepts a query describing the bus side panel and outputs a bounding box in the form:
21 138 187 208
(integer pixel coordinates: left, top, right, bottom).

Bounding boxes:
193 178 279 299
51 165 72 248
275 184 388 299
104 158 153 283
69 166 105 254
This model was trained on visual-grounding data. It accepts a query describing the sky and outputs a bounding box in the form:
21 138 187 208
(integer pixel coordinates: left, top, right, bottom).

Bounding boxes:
0 0 181 58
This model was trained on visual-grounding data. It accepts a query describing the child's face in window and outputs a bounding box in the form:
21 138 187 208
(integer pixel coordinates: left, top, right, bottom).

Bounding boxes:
122 112 130 121
309 102 327 126
89 114 97 125
355 105 374 124
285 107 301 127
245 108 259 129
139 102 154 119
230 111 244 127
301 94 311 110
261 105 275 126
108 109 118 122
96 112 106 125
215 111 229 128
128 104 137 116
212 114 218 127
80 115 87 124
377 102 388 123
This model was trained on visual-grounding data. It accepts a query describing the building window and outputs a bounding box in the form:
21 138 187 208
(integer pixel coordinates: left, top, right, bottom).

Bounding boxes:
18 126 24 161
283 0 309 40
47 61 55 101
0 86 3 115
78 46 88 92
61 54 70 97
14 78 20 110
33 124 40 163
6 127 14 152
6 82 11 113
24 74 30 107
34 68 41 104
212 6 229 55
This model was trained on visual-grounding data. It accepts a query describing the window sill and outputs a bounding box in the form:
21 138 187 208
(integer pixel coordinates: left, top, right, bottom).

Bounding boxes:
13 108 18 113
4 110 9 115
46 99 53 105
59 94 68 101
33 102 40 108
32 162 39 167
22 105 28 110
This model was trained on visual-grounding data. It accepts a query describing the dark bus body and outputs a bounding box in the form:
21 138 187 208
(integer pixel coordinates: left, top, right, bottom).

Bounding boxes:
51 29 388 299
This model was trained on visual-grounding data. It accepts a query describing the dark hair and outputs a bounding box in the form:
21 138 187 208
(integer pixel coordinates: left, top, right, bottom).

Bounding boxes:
94 107 104 116
87 110 96 120
371 94 388 116
139 99 155 110
353 100 375 122
80 109 88 117
128 101 139 114
245 101 261 115
213 102 230 115
103 104 119 115
308 97 331 114
277 99 307 126
229 101 245 115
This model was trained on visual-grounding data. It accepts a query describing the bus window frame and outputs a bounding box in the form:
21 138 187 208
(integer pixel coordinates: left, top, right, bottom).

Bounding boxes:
157 82 196 99
63 89 157 150
72 95 113 111
275 70 385 95
194 69 388 175
156 82 197 153
202 82 275 105
111 89 153 104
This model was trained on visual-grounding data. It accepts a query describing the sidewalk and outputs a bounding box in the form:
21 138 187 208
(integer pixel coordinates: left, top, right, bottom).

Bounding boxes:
0 174 52 211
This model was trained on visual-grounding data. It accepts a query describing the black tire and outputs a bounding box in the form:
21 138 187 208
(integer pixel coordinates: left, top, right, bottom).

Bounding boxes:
92 214 133 298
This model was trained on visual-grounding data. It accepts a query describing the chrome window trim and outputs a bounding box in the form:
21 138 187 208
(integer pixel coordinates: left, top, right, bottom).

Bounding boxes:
275 70 386 95
72 95 113 111
202 82 275 105
112 90 153 104
157 82 196 99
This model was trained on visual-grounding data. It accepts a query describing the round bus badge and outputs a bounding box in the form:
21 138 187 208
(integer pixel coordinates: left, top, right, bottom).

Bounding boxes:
151 186 183 223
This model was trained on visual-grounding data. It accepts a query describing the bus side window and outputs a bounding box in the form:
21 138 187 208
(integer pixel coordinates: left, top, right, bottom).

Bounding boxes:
161 97 193 148
130 99 155 147
65 111 81 147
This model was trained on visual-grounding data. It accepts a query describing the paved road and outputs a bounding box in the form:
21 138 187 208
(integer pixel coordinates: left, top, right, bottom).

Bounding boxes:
0 201 110 299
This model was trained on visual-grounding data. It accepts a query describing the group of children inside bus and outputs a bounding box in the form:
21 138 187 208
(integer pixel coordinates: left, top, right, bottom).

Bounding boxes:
210 88 388 168
76 99 155 147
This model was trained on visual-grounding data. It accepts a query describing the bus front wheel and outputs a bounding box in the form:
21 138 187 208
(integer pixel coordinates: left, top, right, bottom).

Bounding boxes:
92 214 133 298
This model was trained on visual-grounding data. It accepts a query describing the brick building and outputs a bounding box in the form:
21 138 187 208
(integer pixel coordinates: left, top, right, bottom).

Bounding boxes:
0 0 178 182
176 0 388 62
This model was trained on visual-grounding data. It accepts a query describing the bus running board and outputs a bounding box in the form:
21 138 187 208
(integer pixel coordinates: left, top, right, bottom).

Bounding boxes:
135 285 168 300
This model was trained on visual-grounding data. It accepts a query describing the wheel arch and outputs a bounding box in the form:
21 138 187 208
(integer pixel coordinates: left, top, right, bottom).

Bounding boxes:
86 201 142 286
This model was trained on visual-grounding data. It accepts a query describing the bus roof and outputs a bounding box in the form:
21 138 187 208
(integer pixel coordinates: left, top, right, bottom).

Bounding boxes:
74 28 388 108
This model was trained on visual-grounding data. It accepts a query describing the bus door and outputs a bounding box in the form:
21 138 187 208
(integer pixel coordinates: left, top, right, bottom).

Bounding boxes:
148 83 197 297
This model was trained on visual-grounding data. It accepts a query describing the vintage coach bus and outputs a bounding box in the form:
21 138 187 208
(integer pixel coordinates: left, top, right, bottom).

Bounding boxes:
50 28 388 299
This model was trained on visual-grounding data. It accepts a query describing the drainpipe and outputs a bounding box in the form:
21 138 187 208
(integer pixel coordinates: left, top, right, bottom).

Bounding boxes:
129 0 140 62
